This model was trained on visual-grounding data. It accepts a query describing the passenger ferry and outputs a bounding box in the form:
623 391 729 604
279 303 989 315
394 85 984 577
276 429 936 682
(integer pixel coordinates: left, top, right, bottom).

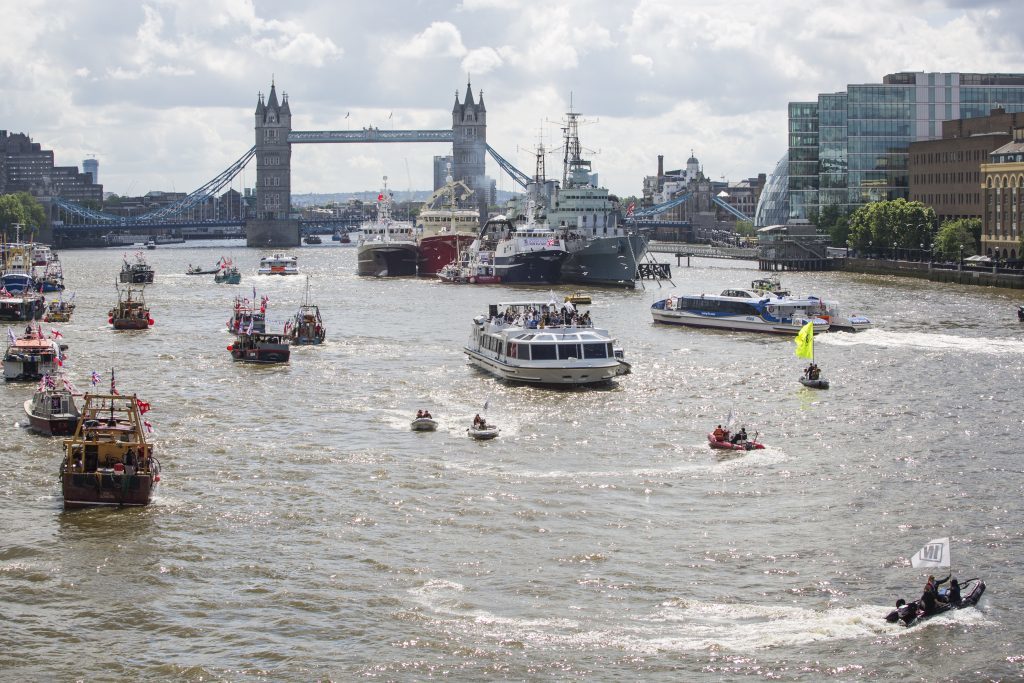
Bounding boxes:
257 253 299 275
464 299 628 385
651 289 829 334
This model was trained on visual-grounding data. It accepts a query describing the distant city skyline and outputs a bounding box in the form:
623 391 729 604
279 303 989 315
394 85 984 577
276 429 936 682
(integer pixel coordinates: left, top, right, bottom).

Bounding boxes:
3 1 1024 198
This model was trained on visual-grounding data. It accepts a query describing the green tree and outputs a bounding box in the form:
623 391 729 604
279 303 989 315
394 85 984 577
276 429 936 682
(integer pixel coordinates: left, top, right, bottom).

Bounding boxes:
734 220 756 237
934 218 980 261
0 194 28 239
830 216 850 248
14 192 46 231
847 199 936 256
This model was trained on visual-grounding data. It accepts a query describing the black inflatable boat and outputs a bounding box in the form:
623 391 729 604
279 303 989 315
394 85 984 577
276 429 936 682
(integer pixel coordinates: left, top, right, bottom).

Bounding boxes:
885 578 985 626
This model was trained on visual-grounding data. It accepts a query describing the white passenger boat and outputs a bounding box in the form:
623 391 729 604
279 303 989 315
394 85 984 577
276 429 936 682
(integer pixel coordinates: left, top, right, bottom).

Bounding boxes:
257 253 299 276
807 297 872 332
464 298 627 385
651 289 829 334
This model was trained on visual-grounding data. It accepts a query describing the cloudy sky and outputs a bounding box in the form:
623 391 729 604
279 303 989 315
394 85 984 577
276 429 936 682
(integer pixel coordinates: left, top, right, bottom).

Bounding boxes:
3 0 1024 199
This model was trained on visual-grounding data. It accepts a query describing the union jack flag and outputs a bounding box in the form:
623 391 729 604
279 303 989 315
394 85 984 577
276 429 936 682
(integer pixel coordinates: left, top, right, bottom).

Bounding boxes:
90 370 101 386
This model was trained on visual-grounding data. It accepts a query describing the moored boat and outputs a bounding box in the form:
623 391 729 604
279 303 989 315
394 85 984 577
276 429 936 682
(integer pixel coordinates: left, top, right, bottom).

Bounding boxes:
23 372 82 436
464 297 626 385
357 178 419 277
119 253 155 283
59 390 160 509
651 289 829 334
0 288 45 321
257 253 299 276
38 254 65 292
109 284 152 330
416 167 479 276
228 331 290 363
4 326 65 381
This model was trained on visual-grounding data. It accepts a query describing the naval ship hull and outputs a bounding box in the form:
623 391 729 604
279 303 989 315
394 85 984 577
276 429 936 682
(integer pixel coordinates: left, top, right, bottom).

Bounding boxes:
560 234 649 288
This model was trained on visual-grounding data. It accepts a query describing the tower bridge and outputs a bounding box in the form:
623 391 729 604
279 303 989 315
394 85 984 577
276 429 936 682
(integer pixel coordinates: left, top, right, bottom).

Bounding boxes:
51 80 532 247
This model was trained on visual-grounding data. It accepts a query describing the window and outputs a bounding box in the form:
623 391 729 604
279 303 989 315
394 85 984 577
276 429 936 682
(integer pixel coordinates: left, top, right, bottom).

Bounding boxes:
558 344 581 360
583 343 607 359
530 344 556 360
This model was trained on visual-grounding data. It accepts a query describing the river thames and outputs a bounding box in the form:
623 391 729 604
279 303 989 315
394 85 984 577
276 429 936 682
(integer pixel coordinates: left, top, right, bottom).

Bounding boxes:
1 242 1021 681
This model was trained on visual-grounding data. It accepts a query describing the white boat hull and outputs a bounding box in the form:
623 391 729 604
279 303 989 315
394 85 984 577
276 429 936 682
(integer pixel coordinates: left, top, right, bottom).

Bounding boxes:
468 425 499 440
651 309 828 334
411 418 438 432
464 348 620 385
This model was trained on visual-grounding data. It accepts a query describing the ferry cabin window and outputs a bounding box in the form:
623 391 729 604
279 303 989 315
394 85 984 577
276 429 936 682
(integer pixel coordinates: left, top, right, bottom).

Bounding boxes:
558 343 581 360
583 343 608 359
530 344 557 360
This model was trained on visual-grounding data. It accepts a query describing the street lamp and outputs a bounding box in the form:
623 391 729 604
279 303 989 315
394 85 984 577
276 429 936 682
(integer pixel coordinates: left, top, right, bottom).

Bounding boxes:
920 243 924 263
893 242 898 261
869 240 873 259
959 244 964 270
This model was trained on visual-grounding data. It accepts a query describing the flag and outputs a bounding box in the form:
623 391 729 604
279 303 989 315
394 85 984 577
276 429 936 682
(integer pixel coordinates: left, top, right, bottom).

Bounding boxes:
910 537 950 569
91 370 100 386
626 202 635 217
345 112 350 119
110 368 118 395
377 193 384 202
253 286 257 300
483 400 489 411
54 343 63 367
794 321 814 360
51 328 63 338
7 327 15 345
388 112 393 119
246 319 254 334
144 420 153 433
137 400 151 414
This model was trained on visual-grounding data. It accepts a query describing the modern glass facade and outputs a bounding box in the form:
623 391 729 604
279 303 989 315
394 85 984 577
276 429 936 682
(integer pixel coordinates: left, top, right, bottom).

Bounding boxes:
755 152 789 227
787 72 1024 220
788 102 818 220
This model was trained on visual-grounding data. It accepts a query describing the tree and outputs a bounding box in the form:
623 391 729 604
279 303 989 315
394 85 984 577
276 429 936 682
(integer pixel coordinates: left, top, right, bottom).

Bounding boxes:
847 199 937 255
934 218 981 261
734 220 756 237
0 194 28 239
14 192 46 230
830 216 850 248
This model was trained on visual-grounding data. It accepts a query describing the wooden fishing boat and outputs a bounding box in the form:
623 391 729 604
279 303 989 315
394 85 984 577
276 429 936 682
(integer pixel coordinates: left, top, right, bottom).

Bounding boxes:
3 327 65 381
109 284 152 330
119 253 155 283
285 277 325 345
43 298 75 323
227 295 266 333
60 392 160 509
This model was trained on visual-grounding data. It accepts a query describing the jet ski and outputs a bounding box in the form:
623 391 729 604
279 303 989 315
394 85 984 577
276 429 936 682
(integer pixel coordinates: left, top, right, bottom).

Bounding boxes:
885 578 985 626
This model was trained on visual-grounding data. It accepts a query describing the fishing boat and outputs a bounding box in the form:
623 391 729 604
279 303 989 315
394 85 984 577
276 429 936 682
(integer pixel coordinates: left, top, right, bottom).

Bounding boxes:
0 288 45 321
119 252 155 283
436 257 502 284
257 253 299 276
795 321 829 389
215 263 241 284
59 390 160 509
227 331 290 364
186 264 221 275
356 177 419 277
145 238 156 250
43 298 75 323
303 234 323 245
226 295 266 333
333 229 354 245
23 372 82 436
464 298 627 385
3 327 65 381
651 289 829 334
38 254 65 292
109 284 152 330
285 277 326 345
416 165 479 276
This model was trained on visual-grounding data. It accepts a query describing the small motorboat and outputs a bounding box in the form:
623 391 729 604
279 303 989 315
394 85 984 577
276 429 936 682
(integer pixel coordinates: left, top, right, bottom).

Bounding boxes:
799 376 830 390
186 265 221 275
565 292 592 305
304 234 323 245
411 416 438 432
885 579 986 627
707 433 765 451
468 424 500 440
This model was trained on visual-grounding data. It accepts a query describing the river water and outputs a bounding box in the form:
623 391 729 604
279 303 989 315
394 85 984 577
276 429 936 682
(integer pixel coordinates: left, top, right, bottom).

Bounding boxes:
1 242 1021 681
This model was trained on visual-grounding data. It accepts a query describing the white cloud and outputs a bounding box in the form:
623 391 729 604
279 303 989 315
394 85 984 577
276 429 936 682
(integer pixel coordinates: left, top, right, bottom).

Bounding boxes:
462 47 505 75
630 54 653 73
397 21 467 59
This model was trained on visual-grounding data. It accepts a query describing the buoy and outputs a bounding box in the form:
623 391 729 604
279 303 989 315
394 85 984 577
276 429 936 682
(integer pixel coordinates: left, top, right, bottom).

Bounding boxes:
148 318 155 325
226 345 234 351
154 475 160 482
108 317 113 324
469 277 476 284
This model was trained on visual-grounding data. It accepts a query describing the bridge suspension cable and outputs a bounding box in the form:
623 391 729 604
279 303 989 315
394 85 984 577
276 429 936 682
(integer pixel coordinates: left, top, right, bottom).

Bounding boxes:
485 144 530 189
136 146 256 221
629 192 693 220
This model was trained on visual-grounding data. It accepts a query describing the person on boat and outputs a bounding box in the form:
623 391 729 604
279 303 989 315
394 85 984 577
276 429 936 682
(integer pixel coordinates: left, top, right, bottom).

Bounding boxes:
423 410 432 419
947 578 962 607
1018 305 1024 322
731 427 748 444
712 425 725 442
920 573 950 615
473 414 483 428
416 410 424 419
124 449 136 476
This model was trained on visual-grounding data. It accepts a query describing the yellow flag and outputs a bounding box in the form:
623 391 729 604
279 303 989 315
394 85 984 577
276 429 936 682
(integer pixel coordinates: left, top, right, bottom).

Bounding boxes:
794 321 814 359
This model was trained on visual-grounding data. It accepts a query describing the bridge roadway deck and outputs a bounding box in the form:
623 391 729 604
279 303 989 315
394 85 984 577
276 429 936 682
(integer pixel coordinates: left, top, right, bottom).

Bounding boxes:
648 241 758 260
288 129 453 143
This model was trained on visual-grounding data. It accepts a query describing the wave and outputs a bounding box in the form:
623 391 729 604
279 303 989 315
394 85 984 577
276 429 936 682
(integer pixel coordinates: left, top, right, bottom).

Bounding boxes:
823 328 1024 354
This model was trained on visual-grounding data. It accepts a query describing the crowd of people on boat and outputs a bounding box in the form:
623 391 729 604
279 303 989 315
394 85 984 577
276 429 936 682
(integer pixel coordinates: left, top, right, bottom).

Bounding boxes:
804 363 821 381
887 573 964 624
712 424 748 444
492 304 592 329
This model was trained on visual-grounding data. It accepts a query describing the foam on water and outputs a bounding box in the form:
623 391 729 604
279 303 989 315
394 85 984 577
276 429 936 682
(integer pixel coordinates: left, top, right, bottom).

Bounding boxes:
822 328 1024 354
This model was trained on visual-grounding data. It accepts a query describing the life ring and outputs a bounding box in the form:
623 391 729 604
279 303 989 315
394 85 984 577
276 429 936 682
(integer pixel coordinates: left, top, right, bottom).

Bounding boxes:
767 305 775 314
469 277 477 284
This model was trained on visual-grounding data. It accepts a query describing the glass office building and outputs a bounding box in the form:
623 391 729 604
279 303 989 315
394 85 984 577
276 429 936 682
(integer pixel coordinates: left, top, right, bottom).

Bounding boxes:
754 152 790 227
787 72 1024 220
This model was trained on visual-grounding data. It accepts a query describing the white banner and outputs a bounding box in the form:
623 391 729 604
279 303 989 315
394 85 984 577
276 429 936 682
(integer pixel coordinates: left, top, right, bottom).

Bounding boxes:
910 537 950 568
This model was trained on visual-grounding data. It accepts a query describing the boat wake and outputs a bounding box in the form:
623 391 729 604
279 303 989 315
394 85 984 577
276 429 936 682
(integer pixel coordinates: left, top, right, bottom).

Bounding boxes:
823 328 1024 355
406 581 965 653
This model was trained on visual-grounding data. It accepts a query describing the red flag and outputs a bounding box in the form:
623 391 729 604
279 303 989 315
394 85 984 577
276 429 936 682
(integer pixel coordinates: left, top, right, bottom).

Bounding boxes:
137 400 151 414
377 193 384 201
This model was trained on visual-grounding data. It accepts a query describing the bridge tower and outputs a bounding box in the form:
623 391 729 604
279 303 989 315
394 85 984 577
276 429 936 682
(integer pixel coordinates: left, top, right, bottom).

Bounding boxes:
249 81 299 247
452 81 488 220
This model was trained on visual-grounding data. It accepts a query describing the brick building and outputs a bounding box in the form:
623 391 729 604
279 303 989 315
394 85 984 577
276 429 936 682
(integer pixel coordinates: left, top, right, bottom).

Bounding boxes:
980 126 1024 260
909 108 1024 222
1 130 102 203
